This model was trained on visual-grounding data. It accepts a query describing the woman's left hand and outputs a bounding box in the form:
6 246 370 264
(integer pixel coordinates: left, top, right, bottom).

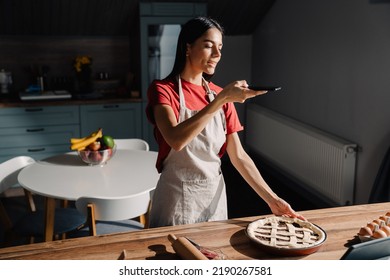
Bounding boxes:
268 198 306 221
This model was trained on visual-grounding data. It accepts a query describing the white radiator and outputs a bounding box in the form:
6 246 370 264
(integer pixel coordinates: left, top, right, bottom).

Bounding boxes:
246 104 357 206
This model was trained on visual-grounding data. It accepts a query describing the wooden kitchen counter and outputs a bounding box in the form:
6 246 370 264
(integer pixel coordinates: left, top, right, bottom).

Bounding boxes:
0 202 389 260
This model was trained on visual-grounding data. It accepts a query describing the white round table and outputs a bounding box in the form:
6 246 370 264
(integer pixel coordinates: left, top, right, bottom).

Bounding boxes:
18 149 159 241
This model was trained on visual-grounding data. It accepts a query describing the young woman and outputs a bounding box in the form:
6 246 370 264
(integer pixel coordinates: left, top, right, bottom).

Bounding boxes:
146 17 305 227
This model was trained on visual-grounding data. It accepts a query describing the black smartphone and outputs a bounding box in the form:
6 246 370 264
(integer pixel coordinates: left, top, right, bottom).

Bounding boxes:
248 86 282 91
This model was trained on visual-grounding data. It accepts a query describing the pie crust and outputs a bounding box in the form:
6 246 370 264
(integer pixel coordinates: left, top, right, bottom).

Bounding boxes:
247 216 326 250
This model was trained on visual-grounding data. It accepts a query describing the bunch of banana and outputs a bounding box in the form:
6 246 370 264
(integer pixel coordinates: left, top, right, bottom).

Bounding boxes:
70 128 103 151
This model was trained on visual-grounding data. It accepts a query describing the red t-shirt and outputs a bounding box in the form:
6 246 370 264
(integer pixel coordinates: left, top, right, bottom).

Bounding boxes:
146 77 243 172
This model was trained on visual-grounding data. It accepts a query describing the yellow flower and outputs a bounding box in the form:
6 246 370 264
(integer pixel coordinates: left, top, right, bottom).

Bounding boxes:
74 56 92 72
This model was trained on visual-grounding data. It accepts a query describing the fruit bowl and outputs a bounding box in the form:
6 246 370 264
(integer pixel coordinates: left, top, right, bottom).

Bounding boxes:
78 145 116 166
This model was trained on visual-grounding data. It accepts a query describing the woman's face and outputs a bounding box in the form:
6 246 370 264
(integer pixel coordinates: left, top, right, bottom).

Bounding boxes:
186 27 223 76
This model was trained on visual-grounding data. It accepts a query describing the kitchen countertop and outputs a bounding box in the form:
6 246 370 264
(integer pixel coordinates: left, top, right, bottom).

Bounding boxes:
0 93 142 108
0 202 389 260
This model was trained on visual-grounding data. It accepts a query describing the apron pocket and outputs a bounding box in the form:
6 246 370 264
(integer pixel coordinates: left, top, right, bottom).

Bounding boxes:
182 173 227 224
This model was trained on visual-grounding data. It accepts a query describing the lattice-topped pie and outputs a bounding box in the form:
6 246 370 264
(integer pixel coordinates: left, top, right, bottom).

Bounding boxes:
246 216 326 254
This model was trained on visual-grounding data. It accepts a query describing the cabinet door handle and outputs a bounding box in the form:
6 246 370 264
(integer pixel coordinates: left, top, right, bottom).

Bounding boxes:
103 104 119 109
26 128 45 132
27 148 46 152
25 108 43 112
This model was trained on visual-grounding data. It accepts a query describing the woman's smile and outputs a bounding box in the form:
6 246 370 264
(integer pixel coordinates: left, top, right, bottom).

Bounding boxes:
207 60 218 67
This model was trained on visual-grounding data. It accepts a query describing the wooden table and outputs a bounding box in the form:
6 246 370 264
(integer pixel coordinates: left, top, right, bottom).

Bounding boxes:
17 150 159 242
0 202 389 260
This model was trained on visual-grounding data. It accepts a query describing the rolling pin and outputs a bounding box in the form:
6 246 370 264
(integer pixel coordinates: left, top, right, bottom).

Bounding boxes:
168 234 208 260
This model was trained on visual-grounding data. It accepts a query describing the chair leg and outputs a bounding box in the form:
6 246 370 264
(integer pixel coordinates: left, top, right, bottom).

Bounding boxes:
143 200 152 229
44 197 56 242
23 189 36 212
132 212 149 228
87 204 97 236
139 213 151 229
61 199 69 208
139 214 146 227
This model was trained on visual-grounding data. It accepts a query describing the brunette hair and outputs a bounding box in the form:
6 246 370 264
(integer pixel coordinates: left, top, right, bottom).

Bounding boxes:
166 16 224 81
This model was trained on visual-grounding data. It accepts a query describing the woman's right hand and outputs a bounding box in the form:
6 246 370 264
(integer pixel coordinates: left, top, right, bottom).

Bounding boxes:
218 80 268 104
268 197 306 221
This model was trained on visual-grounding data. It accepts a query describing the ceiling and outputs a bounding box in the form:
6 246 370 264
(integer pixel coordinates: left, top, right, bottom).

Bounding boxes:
0 0 275 36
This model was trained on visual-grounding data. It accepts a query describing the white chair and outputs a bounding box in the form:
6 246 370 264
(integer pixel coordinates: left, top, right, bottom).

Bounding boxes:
0 156 35 234
75 191 151 236
114 139 149 151
72 138 152 236
113 138 151 226
0 156 86 245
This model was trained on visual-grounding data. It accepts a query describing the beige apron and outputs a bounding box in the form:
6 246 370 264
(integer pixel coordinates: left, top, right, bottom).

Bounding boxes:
149 76 227 227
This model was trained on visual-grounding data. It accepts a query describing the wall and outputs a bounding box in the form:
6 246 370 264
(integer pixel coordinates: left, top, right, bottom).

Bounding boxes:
251 0 390 204
213 35 252 134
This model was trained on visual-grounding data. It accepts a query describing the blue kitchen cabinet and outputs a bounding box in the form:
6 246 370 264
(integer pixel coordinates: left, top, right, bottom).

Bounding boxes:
0 105 80 162
79 103 142 139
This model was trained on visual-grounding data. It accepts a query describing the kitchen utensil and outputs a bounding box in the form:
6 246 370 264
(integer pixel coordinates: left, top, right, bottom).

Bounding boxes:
168 234 208 260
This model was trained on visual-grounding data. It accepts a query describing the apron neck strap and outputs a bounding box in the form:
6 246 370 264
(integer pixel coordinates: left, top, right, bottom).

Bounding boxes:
176 75 215 104
202 77 216 102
